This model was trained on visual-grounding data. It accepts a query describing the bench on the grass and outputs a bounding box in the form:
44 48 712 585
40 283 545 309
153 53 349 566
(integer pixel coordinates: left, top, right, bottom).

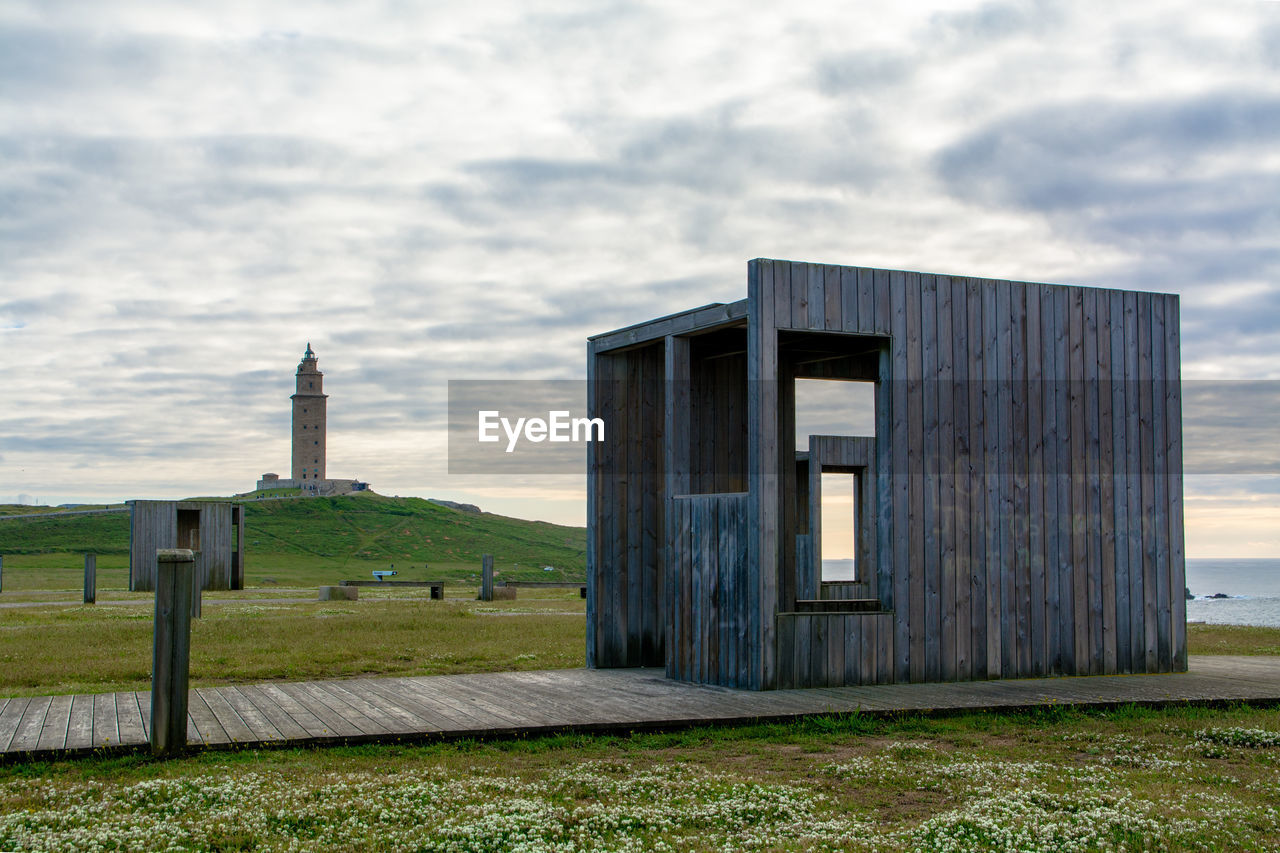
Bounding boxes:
340 579 445 599
497 581 587 598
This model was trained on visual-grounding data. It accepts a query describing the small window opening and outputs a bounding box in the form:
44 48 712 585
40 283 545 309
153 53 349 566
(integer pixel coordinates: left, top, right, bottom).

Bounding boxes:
819 471 858 581
177 509 200 550
794 379 875 451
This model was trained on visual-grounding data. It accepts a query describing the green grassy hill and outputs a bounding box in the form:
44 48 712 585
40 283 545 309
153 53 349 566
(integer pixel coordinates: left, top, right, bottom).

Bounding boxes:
0 493 585 587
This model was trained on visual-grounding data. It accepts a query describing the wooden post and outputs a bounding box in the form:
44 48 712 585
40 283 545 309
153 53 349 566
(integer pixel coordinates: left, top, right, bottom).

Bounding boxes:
83 553 96 604
0 554 4 593
190 554 202 620
152 548 193 758
480 554 494 601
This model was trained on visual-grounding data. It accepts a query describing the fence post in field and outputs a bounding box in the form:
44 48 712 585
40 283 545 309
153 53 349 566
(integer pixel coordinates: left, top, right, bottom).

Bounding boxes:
84 553 96 604
152 548 194 758
0 554 4 593
481 554 494 601
190 557 202 620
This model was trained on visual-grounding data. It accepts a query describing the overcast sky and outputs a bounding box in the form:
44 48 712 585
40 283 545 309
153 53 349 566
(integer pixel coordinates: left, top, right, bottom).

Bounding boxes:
1 0 1278 556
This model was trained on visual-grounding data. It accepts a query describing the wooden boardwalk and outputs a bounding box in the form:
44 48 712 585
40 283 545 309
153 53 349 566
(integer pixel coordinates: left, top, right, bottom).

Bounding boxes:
2 656 1277 762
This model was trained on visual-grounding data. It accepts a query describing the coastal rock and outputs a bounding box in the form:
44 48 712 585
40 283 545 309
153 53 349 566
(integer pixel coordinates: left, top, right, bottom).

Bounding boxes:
429 499 482 514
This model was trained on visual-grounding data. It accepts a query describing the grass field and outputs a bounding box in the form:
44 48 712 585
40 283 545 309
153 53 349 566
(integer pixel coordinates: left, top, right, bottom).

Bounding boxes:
0 589 586 697
1 703 1277 851
0 492 588 585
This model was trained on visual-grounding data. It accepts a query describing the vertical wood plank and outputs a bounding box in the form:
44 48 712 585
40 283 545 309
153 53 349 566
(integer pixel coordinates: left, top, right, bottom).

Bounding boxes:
996 280 1016 677
906 272 925 681
777 612 794 689
937 276 957 681
824 264 842 331
922 274 941 682
1152 294 1171 671
748 259 780 689
984 278 1003 677
841 266 860 333
845 612 861 684
1026 286 1047 676
585 342 600 669
967 277 988 678
827 613 845 687
1053 287 1073 674
951 276 972 680
1124 291 1146 673
875 338 893 616
1083 287 1104 675
1097 291 1118 674
1138 294 1158 671
1010 282 1031 678
890 269 910 681
791 262 810 332
1110 289 1132 673
1165 295 1187 671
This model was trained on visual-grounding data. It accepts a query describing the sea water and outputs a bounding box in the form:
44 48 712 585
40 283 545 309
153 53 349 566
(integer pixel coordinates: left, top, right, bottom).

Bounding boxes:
1186 558 1280 628
819 557 1280 627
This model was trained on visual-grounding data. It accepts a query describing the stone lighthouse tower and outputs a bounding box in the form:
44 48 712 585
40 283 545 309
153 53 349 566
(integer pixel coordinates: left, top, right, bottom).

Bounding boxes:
291 343 327 482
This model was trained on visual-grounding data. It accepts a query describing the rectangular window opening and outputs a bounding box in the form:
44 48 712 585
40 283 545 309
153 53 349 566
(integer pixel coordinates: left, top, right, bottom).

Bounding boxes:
819 471 858 582
176 508 201 551
794 378 875 452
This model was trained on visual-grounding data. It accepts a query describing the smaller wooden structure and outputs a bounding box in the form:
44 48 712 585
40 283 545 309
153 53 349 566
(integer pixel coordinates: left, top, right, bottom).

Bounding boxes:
128 500 244 592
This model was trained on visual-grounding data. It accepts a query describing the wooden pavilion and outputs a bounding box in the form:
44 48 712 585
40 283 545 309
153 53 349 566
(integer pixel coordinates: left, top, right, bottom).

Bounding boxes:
129 500 245 592
587 260 1185 689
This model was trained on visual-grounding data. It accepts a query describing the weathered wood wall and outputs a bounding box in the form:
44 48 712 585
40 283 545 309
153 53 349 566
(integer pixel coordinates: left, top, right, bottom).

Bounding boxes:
689 347 748 495
668 493 751 683
777 612 894 687
753 259 1185 683
129 501 236 592
586 343 666 669
588 260 1184 689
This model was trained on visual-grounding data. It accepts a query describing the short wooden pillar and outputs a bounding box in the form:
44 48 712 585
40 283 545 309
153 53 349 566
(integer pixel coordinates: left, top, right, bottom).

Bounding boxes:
0 554 4 593
83 554 96 604
480 554 494 601
187 552 203 620
152 549 194 758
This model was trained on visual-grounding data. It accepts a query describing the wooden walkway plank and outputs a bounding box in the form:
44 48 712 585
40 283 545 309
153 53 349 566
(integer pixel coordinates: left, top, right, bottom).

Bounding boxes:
36 694 73 752
201 689 257 744
376 677 513 729
523 669 710 725
307 681 402 735
254 684 335 739
220 686 287 743
115 693 146 746
64 694 94 750
287 682 390 737
92 693 118 748
10 696 53 752
354 679 464 733
321 681 429 734
137 692 151 740
187 690 230 745
442 671 596 722
525 670 684 721
399 674 553 728
236 685 313 741
0 697 31 752
274 683 366 738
